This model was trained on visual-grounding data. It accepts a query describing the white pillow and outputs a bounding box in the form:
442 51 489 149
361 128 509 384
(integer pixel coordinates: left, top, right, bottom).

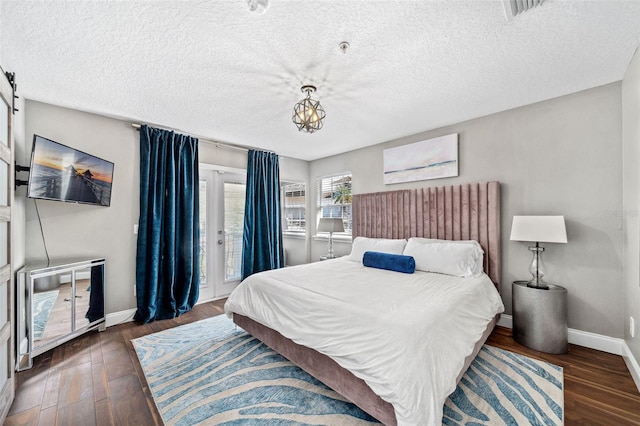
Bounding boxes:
347 237 407 262
403 237 484 277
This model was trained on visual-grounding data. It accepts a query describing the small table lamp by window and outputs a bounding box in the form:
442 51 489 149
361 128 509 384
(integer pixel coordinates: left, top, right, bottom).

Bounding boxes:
318 218 344 259
510 215 567 289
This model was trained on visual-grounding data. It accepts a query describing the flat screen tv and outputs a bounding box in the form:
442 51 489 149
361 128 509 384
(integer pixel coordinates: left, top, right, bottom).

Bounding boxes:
27 135 114 206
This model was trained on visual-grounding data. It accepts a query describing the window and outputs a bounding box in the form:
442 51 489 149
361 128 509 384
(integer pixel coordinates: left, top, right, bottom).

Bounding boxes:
316 172 352 234
282 182 306 233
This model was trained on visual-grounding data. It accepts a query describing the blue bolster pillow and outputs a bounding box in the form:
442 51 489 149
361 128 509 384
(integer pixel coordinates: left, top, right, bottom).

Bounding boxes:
362 251 416 274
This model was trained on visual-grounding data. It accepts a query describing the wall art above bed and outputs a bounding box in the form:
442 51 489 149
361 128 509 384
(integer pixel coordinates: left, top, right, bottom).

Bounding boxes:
383 133 458 184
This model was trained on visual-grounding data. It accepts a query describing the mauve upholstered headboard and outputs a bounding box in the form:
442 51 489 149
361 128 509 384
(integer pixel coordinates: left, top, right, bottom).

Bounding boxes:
352 181 501 291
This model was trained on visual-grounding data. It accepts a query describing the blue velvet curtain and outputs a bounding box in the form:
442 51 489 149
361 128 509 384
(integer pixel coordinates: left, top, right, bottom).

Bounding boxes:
241 150 284 280
135 125 200 323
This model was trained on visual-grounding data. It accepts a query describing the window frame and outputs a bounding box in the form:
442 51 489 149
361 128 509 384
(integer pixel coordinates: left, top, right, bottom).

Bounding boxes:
281 181 307 236
315 172 352 237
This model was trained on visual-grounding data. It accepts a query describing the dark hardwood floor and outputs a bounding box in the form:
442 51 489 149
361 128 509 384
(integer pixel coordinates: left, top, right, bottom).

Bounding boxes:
4 300 640 425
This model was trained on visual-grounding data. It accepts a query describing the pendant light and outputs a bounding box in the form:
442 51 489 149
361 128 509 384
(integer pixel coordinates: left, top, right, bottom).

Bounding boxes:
292 85 326 133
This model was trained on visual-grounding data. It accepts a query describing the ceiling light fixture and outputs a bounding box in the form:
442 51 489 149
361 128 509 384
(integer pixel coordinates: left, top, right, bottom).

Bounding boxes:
247 0 269 14
292 85 326 134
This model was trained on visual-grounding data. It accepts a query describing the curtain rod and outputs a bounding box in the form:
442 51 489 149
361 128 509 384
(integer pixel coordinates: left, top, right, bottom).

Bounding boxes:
130 123 250 153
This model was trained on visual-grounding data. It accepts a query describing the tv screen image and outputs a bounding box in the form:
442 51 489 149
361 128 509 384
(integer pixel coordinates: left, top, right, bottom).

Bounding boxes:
27 135 114 206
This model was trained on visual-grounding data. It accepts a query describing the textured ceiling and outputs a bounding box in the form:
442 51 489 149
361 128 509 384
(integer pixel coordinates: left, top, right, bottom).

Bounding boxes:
1 0 639 161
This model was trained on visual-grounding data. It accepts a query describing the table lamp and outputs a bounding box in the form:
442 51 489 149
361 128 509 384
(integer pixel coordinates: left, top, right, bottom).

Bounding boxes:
317 217 344 259
510 215 567 289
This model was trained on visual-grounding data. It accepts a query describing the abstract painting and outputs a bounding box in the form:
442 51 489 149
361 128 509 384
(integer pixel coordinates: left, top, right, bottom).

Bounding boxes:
383 133 458 184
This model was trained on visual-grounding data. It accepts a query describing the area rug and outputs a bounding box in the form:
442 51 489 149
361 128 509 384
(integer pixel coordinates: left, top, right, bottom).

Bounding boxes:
32 289 59 341
132 315 564 425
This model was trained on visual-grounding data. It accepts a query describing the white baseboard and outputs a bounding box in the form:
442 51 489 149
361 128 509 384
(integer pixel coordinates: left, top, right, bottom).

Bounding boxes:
497 314 624 355
623 342 640 393
568 328 625 355
105 308 136 327
497 314 513 329
497 313 640 390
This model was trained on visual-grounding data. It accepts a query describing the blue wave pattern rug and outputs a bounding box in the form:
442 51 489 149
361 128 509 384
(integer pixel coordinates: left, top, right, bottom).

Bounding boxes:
444 345 563 425
132 315 563 425
32 289 59 341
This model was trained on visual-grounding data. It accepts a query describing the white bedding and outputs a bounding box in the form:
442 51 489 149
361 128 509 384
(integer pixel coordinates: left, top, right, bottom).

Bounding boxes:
224 258 504 426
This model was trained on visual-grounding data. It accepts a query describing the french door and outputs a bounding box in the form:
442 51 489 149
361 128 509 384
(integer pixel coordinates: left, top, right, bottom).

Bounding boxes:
0 71 15 422
199 168 246 301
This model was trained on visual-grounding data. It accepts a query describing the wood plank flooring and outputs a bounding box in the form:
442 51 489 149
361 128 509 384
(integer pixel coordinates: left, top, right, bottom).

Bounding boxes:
5 300 640 425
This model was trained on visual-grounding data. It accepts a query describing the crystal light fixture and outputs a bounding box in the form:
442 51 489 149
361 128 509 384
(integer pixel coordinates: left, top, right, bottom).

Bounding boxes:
292 85 326 133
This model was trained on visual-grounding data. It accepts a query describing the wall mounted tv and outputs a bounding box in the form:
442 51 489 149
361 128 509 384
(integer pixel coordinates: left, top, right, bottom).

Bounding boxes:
27 135 114 207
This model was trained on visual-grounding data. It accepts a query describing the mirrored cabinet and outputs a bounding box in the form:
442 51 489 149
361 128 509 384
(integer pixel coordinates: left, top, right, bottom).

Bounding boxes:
16 258 105 370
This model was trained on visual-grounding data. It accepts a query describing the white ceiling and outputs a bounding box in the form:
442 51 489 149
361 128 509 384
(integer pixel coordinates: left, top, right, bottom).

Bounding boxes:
1 0 639 161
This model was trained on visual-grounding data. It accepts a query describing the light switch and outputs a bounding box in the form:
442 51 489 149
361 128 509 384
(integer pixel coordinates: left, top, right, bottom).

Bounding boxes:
134 224 139 234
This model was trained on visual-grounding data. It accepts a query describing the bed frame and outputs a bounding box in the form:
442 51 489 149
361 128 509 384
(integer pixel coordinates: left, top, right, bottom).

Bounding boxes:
233 181 501 425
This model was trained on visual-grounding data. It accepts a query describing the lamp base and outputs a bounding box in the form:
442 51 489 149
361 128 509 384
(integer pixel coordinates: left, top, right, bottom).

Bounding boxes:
528 244 547 289
326 232 335 259
526 282 549 290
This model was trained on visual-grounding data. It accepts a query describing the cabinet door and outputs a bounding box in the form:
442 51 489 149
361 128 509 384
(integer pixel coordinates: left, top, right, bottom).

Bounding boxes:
0 71 14 422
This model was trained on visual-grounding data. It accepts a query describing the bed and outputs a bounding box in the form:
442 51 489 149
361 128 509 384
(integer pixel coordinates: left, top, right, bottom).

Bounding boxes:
225 181 503 425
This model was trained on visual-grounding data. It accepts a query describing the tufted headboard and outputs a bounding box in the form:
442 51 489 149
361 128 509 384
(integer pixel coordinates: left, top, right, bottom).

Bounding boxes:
352 181 501 291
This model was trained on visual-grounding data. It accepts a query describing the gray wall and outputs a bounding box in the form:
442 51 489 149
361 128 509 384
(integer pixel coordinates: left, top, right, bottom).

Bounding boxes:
22 100 309 315
21 82 627 339
623 47 640 361
310 83 624 338
279 158 311 266
24 101 140 315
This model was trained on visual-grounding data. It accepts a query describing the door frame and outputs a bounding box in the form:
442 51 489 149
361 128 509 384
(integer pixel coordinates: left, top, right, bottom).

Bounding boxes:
199 164 246 302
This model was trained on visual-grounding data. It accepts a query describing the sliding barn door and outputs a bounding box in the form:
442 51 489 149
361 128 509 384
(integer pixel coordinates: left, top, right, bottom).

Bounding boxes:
0 71 15 422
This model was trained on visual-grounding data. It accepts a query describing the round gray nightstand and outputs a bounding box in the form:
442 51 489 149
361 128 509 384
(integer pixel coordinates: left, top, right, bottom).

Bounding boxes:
512 281 568 354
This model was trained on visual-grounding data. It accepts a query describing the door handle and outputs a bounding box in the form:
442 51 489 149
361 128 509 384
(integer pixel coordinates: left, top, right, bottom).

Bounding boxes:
218 240 223 245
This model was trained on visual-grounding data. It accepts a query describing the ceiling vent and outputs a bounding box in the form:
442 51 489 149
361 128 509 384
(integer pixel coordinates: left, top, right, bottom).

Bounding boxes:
503 0 547 20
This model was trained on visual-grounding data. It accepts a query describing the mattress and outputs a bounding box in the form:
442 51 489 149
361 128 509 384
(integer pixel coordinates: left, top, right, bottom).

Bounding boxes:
224 258 504 425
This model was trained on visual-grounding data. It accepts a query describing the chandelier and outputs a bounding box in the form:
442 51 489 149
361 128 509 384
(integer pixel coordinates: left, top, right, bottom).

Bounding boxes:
292 85 326 133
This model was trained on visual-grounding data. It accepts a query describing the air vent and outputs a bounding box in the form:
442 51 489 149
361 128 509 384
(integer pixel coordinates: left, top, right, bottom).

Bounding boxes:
503 0 546 20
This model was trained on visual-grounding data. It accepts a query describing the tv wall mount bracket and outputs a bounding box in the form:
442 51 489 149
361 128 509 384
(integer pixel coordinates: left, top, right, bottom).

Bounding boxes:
15 163 30 188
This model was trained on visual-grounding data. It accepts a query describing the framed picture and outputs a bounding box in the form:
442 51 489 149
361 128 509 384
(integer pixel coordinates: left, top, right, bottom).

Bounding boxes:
383 133 458 184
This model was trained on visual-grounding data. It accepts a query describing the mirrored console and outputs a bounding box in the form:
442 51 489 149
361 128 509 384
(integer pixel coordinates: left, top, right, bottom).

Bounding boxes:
16 258 105 370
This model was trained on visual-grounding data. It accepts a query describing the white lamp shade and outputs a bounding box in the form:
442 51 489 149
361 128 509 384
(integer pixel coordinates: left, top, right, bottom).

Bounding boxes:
510 216 567 243
317 217 345 233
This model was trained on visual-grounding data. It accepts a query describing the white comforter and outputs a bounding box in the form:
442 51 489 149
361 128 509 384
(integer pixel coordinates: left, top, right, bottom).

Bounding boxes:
224 258 504 425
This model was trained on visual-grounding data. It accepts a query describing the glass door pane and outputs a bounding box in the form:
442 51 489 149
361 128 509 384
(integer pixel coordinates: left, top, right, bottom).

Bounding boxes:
0 100 6 146
223 182 245 282
196 170 215 303
0 341 7 390
199 179 207 284
0 222 7 267
0 282 5 329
